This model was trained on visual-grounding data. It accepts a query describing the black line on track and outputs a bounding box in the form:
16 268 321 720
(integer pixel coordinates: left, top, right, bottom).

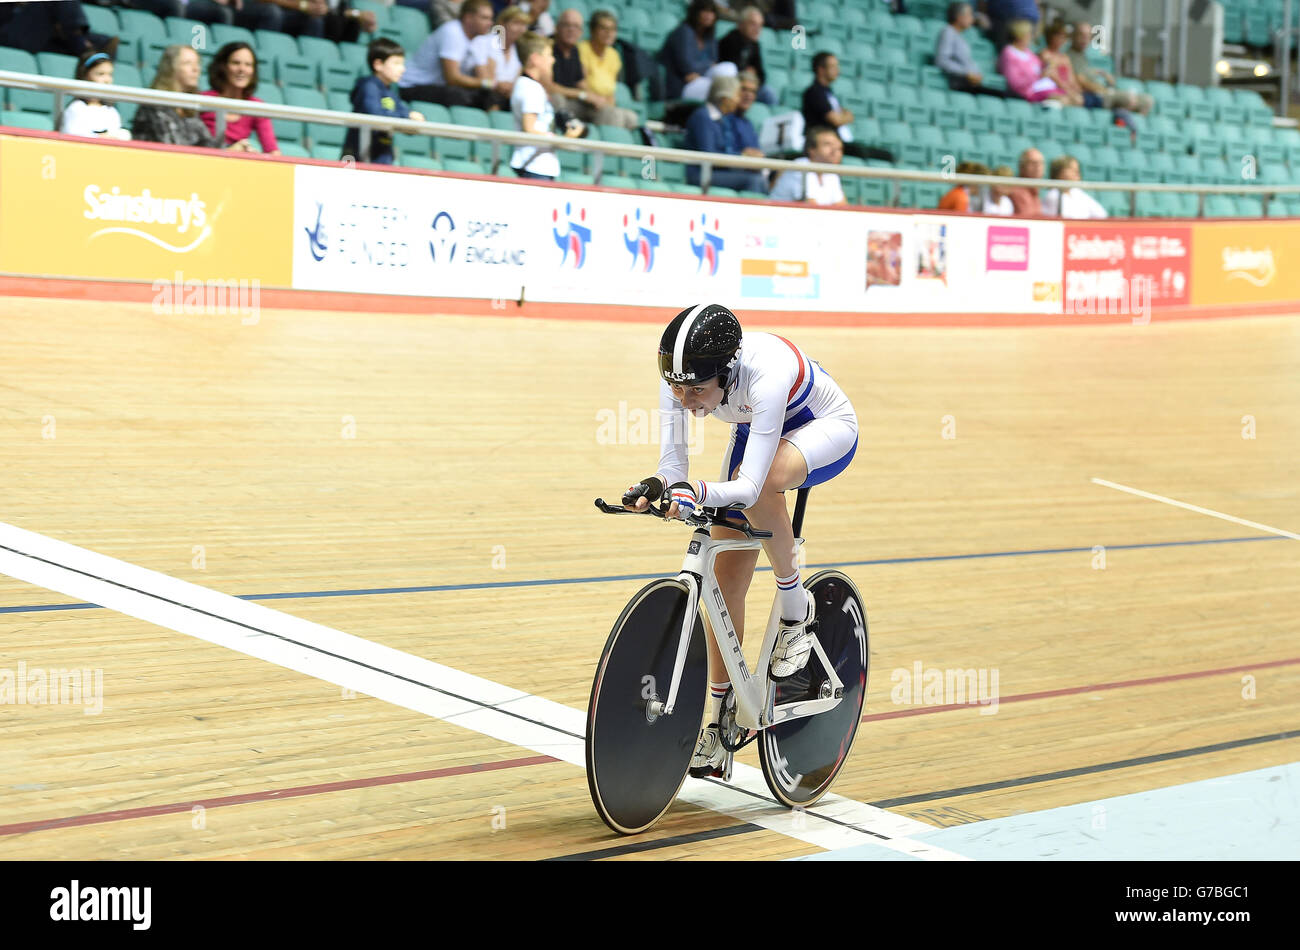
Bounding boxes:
546 822 762 860
868 728 1300 808
0 542 587 742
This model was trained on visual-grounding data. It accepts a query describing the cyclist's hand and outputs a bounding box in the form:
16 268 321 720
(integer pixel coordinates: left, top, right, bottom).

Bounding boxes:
622 476 663 511
666 481 699 520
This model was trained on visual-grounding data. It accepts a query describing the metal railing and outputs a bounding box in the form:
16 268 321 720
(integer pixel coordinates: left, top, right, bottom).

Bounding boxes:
3 70 1298 217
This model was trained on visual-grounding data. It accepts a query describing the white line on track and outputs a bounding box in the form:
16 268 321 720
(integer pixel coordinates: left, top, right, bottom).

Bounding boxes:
0 521 965 860
1091 478 1299 541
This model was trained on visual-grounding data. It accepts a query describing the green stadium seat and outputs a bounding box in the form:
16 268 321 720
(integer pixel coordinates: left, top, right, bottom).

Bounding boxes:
0 47 38 74
309 143 343 160
323 62 359 93
599 174 638 189
434 135 472 161
272 120 304 145
299 36 341 63
351 0 392 30
443 157 485 175
259 84 285 105
1204 195 1236 217
116 101 137 127
164 16 208 49
338 43 370 73
113 63 143 87
37 52 79 78
394 131 431 157
1 112 55 131
211 24 255 48
83 5 120 36
278 141 310 157
400 154 441 171
255 29 299 64
308 122 347 149
276 55 317 88
8 88 55 115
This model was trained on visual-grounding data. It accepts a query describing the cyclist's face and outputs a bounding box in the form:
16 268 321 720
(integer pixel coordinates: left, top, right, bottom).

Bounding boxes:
670 378 723 414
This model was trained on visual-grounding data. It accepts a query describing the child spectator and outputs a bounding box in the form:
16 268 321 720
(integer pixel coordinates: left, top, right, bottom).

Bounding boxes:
60 50 131 140
510 31 585 180
200 42 280 154
938 160 990 211
132 45 218 148
343 38 426 165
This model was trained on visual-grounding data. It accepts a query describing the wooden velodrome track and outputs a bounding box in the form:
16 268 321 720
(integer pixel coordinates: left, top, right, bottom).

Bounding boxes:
0 293 1296 860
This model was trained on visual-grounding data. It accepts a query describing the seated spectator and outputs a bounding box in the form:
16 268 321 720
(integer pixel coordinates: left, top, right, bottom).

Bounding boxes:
988 0 1041 51
0 1 116 57
431 0 465 29
200 42 280 154
1041 154 1107 218
132 45 219 147
324 2 380 44
683 75 766 192
511 31 584 180
980 164 1016 215
726 70 765 154
519 0 555 37
1067 21 1153 115
471 5 529 106
998 19 1069 104
802 51 893 162
936 3 1006 97
769 125 847 205
116 0 242 27
754 0 797 31
659 0 737 101
719 6 777 106
60 50 131 140
1038 21 1085 106
1007 147 1044 215
236 0 328 38
343 38 425 165
402 0 501 109
575 10 642 128
938 160 990 211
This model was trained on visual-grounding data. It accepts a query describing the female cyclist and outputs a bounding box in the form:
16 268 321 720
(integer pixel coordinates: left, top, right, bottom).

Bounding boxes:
621 303 858 777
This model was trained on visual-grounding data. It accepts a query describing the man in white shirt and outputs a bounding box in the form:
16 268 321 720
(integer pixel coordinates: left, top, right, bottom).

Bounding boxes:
470 5 529 104
401 0 499 108
768 126 847 205
1041 154 1108 219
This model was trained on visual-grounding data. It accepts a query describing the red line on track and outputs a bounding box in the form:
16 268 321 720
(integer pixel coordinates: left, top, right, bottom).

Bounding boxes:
0 753 556 838
863 655 1300 721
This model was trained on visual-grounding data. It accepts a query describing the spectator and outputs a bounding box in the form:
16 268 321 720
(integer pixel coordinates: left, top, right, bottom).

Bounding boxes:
115 0 241 27
342 38 425 165
802 51 892 162
769 125 847 205
402 0 499 109
683 74 766 192
576 10 641 128
1007 147 1044 215
1042 154 1108 218
132 45 219 147
236 0 328 37
981 164 1016 215
935 3 1005 97
325 2 380 44
200 42 280 154
1067 21 1153 115
60 50 131 140
719 7 777 106
938 160 990 211
988 0 1040 51
510 31 584 179
1039 20 1086 106
726 70 765 155
519 0 555 36
0 1 117 57
659 0 736 101
998 20 1068 104
713 0 741 23
754 0 797 31
470 5 530 108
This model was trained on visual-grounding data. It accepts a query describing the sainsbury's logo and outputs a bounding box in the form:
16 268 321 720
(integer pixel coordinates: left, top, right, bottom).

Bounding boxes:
1067 234 1126 265
1222 246 1275 286
83 185 211 253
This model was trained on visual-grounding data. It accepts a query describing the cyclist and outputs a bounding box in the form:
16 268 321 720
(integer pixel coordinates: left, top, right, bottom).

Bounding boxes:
622 303 858 778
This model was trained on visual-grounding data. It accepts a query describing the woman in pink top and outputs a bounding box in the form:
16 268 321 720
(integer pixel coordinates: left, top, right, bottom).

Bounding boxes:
200 42 280 155
997 20 1070 104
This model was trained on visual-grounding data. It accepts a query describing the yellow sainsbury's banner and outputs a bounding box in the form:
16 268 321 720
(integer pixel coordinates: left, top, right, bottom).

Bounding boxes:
0 134 292 285
1191 221 1300 307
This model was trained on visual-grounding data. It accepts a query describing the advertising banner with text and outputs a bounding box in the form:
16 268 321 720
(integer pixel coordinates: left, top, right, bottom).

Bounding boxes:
1190 221 1300 307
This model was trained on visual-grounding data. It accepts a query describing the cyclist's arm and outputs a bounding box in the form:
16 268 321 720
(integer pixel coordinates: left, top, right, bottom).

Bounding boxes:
696 365 797 509
655 378 690 486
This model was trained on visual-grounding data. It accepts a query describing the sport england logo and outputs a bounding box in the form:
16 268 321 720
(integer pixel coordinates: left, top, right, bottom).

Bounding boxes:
429 210 457 263
553 202 591 268
305 203 328 261
623 208 659 271
689 213 724 276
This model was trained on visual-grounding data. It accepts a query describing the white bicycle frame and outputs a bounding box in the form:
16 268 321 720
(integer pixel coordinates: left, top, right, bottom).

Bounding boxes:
657 525 845 731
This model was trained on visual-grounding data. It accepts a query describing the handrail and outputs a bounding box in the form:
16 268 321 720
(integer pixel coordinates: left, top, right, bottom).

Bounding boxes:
3 69 1299 212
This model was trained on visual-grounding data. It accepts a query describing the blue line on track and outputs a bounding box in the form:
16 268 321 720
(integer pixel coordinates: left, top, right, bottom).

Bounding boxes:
0 533 1285 615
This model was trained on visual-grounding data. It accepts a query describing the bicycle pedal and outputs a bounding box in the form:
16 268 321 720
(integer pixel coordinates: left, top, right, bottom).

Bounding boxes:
722 750 735 783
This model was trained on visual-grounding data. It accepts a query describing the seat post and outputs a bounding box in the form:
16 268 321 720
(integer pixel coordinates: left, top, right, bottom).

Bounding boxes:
791 487 810 540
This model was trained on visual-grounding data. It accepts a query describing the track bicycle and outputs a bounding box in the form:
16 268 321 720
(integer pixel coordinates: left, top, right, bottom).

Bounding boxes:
585 489 869 835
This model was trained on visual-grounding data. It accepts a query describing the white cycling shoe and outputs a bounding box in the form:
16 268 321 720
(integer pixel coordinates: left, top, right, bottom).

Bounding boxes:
770 588 817 680
689 723 728 779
